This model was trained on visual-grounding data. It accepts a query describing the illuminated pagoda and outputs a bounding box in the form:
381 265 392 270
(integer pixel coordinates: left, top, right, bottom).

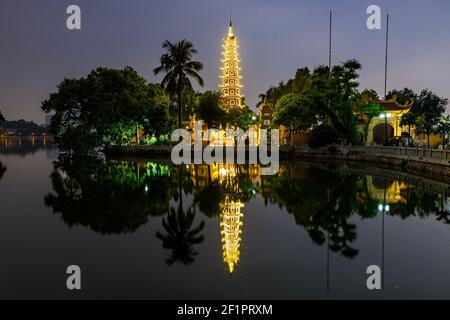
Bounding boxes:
220 196 244 274
220 21 244 108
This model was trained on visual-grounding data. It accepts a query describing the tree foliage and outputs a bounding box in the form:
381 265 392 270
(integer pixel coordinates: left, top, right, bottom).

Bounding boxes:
193 91 258 131
386 88 417 107
274 93 316 134
45 155 181 234
269 60 362 145
399 112 417 136
193 91 225 128
308 125 340 148
436 115 450 148
154 39 204 128
224 106 258 130
41 67 170 152
414 89 448 147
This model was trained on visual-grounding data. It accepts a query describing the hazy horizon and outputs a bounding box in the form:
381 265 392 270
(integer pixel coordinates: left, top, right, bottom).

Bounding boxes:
1 0 450 123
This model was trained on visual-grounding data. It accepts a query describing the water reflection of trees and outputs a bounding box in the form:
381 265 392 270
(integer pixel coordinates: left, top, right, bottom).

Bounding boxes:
268 166 361 258
45 155 179 234
266 164 450 259
45 157 450 264
156 168 205 266
156 201 205 266
390 188 447 222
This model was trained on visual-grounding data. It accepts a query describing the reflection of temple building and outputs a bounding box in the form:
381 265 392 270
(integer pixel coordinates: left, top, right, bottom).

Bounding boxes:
188 164 258 273
189 163 260 187
260 174 273 207
220 196 244 273
366 176 412 204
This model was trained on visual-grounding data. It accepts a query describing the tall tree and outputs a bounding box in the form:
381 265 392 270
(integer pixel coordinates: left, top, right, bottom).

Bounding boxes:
193 91 225 128
154 40 204 129
307 60 361 143
414 89 448 148
0 110 4 123
386 88 417 106
436 115 450 149
399 112 417 136
42 67 169 152
355 89 382 143
274 93 317 144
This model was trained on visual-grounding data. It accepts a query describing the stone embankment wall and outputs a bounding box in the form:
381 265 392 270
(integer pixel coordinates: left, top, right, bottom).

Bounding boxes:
290 145 450 182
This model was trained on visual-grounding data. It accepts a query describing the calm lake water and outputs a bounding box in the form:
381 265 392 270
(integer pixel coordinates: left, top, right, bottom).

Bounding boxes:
1 138 450 299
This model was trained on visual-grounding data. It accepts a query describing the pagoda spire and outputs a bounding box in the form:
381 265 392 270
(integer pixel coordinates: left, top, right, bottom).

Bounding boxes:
228 20 233 36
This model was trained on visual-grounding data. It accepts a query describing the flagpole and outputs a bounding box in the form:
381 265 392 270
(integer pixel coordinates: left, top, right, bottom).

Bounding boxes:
384 13 389 99
329 10 332 75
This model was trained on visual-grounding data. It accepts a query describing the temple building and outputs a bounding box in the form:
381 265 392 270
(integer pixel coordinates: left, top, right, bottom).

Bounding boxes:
190 22 246 146
259 98 273 130
220 22 244 108
364 96 414 145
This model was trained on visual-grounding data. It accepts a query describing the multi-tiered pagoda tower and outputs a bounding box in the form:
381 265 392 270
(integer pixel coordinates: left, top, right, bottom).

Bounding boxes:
220 22 244 108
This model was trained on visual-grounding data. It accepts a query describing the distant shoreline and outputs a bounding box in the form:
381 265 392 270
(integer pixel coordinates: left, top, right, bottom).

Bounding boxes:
0 136 52 140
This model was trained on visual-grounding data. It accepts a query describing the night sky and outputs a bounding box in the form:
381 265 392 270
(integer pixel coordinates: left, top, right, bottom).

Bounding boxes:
1 0 450 123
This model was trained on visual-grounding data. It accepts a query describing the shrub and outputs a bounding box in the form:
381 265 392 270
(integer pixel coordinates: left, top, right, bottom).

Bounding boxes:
308 125 340 149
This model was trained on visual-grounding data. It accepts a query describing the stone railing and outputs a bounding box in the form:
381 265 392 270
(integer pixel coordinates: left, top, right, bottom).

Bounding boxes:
337 145 450 165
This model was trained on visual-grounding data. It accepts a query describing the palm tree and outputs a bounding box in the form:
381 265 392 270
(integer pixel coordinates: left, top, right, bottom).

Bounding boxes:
154 40 204 128
436 115 450 149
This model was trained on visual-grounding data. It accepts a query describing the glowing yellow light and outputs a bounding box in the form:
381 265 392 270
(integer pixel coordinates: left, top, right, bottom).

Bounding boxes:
219 167 228 176
220 196 244 274
228 23 233 37
220 21 244 108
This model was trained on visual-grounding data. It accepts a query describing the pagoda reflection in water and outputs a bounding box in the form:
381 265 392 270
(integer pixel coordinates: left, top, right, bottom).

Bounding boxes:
189 163 260 273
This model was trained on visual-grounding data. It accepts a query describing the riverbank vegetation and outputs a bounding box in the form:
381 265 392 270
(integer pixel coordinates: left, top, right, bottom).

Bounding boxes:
41 38 448 153
42 67 172 153
42 40 259 153
263 60 448 148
